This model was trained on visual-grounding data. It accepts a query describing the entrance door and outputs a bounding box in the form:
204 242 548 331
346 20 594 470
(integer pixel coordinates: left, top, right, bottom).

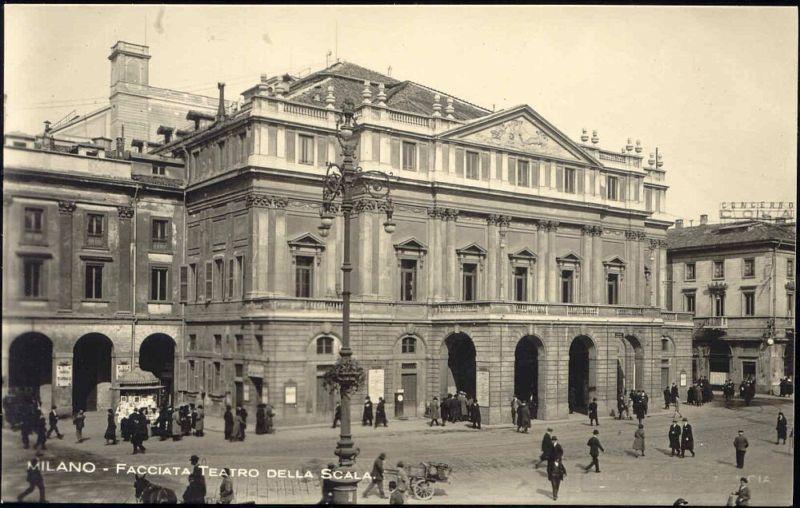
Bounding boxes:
316 372 335 415
661 367 670 390
742 361 756 380
234 382 243 407
401 373 417 417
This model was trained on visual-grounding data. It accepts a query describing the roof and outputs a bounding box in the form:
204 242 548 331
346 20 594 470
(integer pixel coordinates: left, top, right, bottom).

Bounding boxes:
666 221 796 251
116 368 160 387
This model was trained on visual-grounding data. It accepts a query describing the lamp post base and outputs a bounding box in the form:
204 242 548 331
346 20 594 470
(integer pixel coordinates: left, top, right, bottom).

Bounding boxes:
329 466 361 505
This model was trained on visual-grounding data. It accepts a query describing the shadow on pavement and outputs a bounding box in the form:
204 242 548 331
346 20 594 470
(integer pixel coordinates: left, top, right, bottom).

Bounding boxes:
536 488 553 500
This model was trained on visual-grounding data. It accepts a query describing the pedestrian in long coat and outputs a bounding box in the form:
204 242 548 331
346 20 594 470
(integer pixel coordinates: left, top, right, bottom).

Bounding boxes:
668 421 682 456
256 404 268 434
223 406 233 440
374 398 388 427
633 424 645 457
183 455 207 504
548 457 567 500
73 410 86 443
233 411 244 441
34 411 48 451
239 407 248 439
680 419 695 457
449 395 460 422
362 396 374 426
440 395 450 424
663 387 671 409
172 409 182 441
535 428 554 468
194 406 204 437
517 402 531 433
511 396 519 424
458 393 468 421
104 409 117 445
470 399 482 429
429 397 441 426
776 412 788 444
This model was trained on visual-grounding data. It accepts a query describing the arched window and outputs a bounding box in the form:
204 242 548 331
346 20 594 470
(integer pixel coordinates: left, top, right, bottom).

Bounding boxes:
316 336 334 355
401 336 416 354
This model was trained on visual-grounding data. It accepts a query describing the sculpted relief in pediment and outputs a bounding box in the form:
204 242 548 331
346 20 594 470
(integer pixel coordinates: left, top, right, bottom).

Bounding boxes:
460 117 579 161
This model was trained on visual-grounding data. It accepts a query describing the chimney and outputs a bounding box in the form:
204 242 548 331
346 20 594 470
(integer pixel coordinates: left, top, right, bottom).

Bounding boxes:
116 124 125 156
700 214 708 225
675 219 684 229
216 82 226 122
157 125 174 144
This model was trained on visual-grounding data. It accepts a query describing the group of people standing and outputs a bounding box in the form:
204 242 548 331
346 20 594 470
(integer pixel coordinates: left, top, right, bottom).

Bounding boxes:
686 377 714 405
223 405 248 441
429 392 481 428
511 396 534 432
738 377 757 406
778 376 793 397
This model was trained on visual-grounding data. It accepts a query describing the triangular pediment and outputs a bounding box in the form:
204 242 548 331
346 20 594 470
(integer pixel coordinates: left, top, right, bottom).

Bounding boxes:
509 247 538 260
439 105 599 165
603 255 626 266
288 233 326 250
394 237 428 253
456 243 487 257
556 251 582 264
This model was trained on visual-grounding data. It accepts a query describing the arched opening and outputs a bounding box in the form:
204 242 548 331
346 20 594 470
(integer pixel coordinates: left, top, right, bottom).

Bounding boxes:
9 333 53 407
139 334 176 406
616 338 627 397
308 334 341 417
514 335 544 418
440 333 476 398
624 335 645 391
569 335 596 414
708 339 732 387
72 334 113 412
660 336 676 390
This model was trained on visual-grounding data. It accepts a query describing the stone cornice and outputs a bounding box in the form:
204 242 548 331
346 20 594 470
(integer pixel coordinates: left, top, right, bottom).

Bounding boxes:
117 205 135 220
245 193 288 209
57 200 77 215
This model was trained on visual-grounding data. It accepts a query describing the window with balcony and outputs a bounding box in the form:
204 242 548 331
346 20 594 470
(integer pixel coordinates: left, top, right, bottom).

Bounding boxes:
561 270 575 303
684 293 696 313
462 263 478 301
150 266 169 301
465 151 480 180
564 167 576 194
517 160 529 187
227 259 235 300
295 256 314 298
607 176 619 201
23 258 44 298
514 266 528 302
713 261 725 279
316 336 334 355
743 291 755 316
743 258 755 278
214 334 222 353
712 293 725 317
401 336 416 354
299 134 314 165
402 141 417 171
84 263 103 300
151 218 170 249
23 207 45 243
86 213 106 248
400 259 417 302
607 273 619 305
685 262 696 281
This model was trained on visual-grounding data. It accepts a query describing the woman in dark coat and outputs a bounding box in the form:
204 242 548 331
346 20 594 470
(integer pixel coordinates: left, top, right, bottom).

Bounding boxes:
374 397 388 427
633 424 645 457
256 404 268 434
104 409 118 445
516 402 531 433
776 412 788 444
362 396 374 426
680 419 694 457
223 405 233 440
264 404 275 434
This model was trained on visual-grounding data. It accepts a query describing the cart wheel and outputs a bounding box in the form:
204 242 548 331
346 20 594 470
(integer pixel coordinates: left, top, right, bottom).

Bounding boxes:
412 479 434 500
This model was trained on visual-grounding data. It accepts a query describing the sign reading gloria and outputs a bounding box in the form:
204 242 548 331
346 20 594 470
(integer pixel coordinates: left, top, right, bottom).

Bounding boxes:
719 201 794 221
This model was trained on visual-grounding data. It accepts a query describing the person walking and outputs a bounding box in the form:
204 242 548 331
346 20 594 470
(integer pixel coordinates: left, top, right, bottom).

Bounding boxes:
776 411 788 444
668 420 682 457
680 418 695 458
429 397 441 426
362 452 386 499
663 386 671 409
588 398 599 426
395 460 409 496
634 398 645 426
633 424 646 457
548 456 567 501
182 455 207 504
223 405 233 440
511 396 519 425
583 429 604 473
332 402 342 429
670 383 679 406
728 477 751 506
733 430 749 469
535 428 554 469
46 405 63 439
34 411 48 452
194 405 204 437
73 410 86 443
172 408 182 441
104 408 118 445
470 399 482 429
219 468 234 504
516 401 531 433
374 397 388 427
362 396 374 426
547 436 565 476
17 457 46 503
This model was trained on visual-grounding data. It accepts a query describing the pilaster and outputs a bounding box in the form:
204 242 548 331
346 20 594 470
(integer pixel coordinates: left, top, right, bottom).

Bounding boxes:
536 224 547 302
581 226 593 303
58 200 77 311
591 227 604 304
117 206 134 313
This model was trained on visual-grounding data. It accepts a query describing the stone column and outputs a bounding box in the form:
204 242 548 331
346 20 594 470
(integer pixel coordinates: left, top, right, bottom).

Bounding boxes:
426 208 440 301
273 199 289 296
58 200 77 311
498 216 511 300
592 227 604 304
637 232 647 305
546 221 559 303
444 209 458 300
486 216 498 300
625 230 637 305
117 206 134 313
581 226 593 303
246 194 271 297
658 240 668 309
536 223 547 302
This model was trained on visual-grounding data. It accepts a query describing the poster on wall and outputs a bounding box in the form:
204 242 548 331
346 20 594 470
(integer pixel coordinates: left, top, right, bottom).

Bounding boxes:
116 362 131 380
243 383 250 402
476 370 490 407
680 371 687 386
56 363 72 387
285 385 297 405
368 369 384 402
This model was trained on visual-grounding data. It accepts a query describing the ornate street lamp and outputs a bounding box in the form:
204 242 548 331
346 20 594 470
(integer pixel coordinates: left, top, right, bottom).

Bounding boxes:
318 99 394 504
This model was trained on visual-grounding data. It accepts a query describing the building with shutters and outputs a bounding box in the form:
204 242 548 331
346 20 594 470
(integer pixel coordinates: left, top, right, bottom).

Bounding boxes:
666 218 795 393
4 41 695 423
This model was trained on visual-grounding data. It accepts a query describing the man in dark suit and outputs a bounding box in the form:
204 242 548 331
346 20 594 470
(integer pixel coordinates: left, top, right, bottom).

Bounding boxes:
362 452 386 499
546 435 564 476
535 427 554 469
680 418 695 457
670 383 679 407
46 406 63 439
223 405 233 440
588 398 599 426
663 387 671 409
583 429 604 473
733 430 749 469
362 396 373 426
332 402 341 429
668 420 682 457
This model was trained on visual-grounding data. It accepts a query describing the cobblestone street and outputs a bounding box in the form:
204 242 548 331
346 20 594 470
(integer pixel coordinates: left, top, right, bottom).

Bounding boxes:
2 396 793 505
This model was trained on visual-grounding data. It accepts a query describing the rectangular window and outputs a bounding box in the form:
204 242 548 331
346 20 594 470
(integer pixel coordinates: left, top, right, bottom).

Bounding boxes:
645 188 653 211
462 263 477 301
514 266 528 302
400 259 417 302
517 160 529 187
564 167 576 194
788 259 794 278
86 213 105 247
465 151 480 180
295 256 314 297
23 259 44 298
713 260 725 279
227 259 235 299
684 293 696 313
743 258 755 278
255 334 264 354
685 263 696 281
743 291 755 316
561 270 574 303
151 219 169 249
214 334 222 353
150 267 169 301
607 176 618 200
235 334 244 353
402 141 417 171
190 263 197 302
84 264 103 300
24 208 44 233
214 259 224 300
607 273 619 305
237 256 245 298
205 262 213 302
788 292 794 317
179 266 188 302
713 294 725 317
299 134 314 164
188 334 197 351
152 165 166 176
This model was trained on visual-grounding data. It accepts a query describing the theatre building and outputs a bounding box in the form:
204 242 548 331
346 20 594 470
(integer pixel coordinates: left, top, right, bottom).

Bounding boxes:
666 218 795 393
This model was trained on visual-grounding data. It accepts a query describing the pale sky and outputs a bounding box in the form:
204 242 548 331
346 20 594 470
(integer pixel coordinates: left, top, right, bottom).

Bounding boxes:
4 5 797 223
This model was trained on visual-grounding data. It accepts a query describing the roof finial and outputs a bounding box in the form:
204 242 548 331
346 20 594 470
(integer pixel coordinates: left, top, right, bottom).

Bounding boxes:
432 93 442 117
580 128 589 143
362 80 372 105
445 97 455 120
325 84 336 110
376 82 387 107
626 137 633 152
635 139 642 154
648 153 655 167
591 130 599 144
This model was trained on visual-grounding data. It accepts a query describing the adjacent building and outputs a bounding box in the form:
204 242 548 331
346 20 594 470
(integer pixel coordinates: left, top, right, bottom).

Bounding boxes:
667 217 795 393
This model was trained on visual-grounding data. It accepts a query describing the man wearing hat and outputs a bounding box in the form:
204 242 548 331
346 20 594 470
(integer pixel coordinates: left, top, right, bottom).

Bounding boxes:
395 461 408 495
668 420 682 457
183 455 206 504
729 477 751 506
680 418 695 458
548 454 567 501
588 398 599 426
363 452 387 499
535 428 554 469
584 429 604 473
733 430 749 469
546 435 564 476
